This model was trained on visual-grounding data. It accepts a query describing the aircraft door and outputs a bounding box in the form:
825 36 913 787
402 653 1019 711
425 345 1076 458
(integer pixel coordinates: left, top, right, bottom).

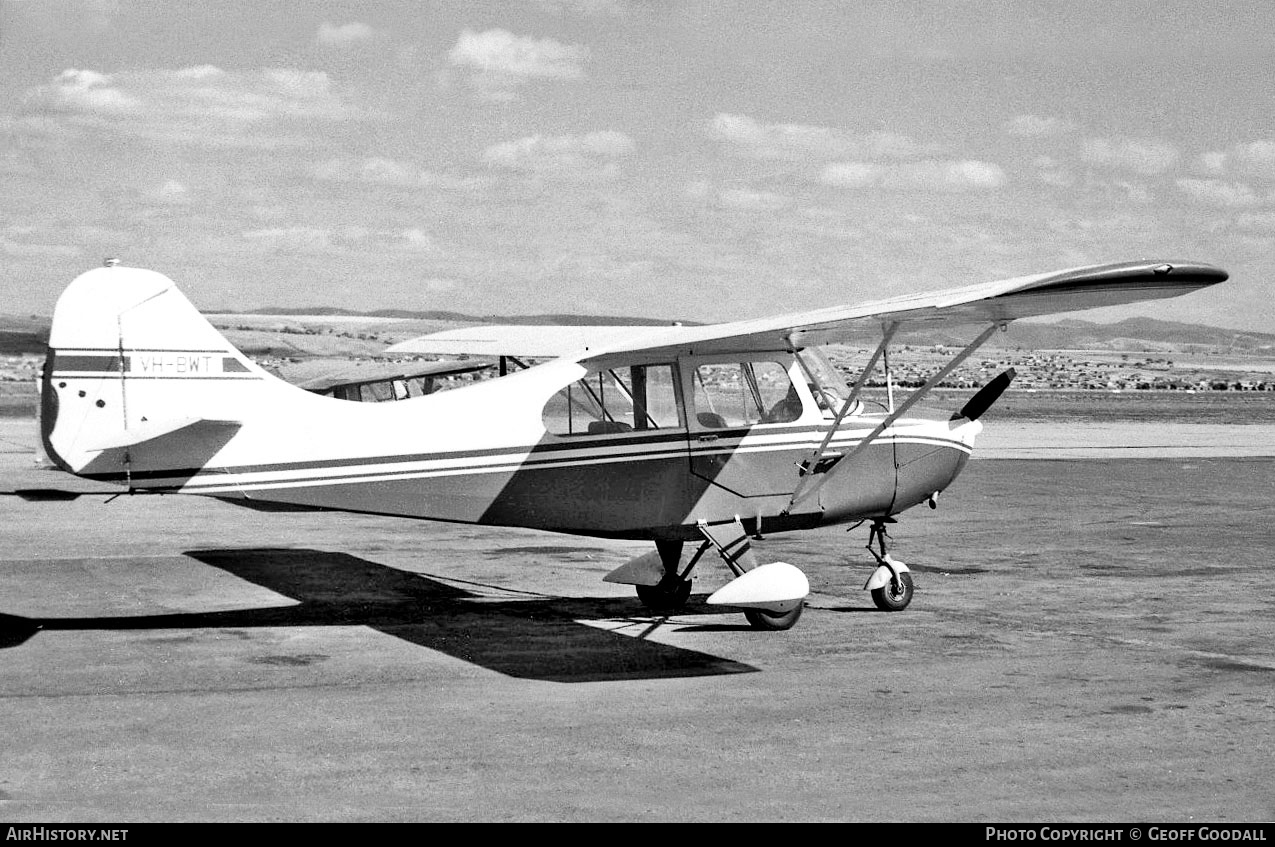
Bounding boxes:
493 361 692 536
682 356 824 521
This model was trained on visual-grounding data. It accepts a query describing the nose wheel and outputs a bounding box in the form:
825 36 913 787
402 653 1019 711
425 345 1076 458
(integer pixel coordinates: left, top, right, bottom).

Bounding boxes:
871 570 913 611
865 519 914 612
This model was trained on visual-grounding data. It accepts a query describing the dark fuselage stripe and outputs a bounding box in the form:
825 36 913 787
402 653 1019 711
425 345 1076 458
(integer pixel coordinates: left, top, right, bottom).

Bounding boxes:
96 434 971 489
54 374 261 380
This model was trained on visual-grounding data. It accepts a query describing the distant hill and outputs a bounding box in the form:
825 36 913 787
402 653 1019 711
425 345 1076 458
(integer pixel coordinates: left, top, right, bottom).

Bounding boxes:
986 318 1275 353
0 314 49 355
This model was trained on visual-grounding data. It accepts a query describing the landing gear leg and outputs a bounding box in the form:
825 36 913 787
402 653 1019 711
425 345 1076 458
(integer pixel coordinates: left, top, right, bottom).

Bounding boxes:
866 519 914 612
635 540 695 612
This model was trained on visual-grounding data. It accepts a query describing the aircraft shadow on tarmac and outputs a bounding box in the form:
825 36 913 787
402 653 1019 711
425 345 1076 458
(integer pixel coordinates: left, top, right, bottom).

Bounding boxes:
9 488 84 501
0 547 758 683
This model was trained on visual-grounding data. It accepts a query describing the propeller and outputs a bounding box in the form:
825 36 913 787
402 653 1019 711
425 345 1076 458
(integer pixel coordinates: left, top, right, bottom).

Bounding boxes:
952 368 1016 422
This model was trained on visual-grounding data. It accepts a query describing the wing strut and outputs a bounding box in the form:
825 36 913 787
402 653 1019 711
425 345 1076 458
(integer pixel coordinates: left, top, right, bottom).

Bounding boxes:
787 321 898 505
783 321 1002 515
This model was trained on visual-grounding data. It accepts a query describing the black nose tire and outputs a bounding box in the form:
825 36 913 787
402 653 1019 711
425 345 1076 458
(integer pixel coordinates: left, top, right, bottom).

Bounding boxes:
871 572 914 611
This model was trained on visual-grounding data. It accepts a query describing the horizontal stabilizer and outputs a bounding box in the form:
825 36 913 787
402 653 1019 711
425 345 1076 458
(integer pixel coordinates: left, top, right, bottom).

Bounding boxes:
81 417 241 451
603 550 667 586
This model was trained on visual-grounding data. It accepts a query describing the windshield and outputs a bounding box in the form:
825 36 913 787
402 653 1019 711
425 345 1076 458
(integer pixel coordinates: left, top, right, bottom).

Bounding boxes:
797 347 859 416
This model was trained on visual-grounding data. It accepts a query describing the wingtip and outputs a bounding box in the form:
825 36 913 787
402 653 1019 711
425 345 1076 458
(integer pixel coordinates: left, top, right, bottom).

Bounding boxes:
1142 260 1228 285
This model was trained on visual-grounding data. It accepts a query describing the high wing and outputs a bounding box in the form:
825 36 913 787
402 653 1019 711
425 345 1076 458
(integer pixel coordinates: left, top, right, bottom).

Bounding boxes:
578 259 1227 361
384 260 1226 363
383 324 694 359
279 358 493 392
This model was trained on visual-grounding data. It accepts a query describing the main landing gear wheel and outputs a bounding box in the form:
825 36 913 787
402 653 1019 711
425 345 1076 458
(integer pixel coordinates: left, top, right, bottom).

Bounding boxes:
871 572 913 612
636 578 692 613
743 602 805 631
637 539 694 613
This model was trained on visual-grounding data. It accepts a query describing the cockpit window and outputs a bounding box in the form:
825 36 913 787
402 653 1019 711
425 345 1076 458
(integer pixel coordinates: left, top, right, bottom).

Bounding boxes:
692 361 802 428
544 363 682 436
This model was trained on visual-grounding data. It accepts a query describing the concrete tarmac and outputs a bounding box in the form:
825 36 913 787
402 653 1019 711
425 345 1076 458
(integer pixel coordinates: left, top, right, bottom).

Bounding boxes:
1 420 1272 822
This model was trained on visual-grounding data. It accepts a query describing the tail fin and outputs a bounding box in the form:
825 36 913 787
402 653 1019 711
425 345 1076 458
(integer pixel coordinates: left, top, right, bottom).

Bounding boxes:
41 264 263 483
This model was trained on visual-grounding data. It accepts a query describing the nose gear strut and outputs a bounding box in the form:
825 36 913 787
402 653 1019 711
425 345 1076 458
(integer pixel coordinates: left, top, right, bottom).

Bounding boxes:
864 518 914 612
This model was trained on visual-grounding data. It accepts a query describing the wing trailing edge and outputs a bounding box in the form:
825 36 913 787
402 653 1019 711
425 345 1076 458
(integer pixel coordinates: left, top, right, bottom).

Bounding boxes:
383 323 686 359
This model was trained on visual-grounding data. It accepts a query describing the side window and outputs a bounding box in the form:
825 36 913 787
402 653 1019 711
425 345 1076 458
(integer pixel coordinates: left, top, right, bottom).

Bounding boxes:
692 361 801 428
753 361 802 423
544 364 682 436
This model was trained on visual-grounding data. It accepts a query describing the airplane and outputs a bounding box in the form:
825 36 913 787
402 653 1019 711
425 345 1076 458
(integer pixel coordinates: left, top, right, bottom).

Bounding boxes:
38 259 1227 631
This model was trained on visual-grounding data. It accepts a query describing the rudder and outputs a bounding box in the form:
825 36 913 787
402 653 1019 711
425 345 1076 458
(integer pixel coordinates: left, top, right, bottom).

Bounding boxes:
41 264 267 481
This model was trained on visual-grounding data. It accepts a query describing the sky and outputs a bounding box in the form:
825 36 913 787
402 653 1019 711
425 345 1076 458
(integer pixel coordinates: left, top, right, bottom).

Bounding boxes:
2 0 1274 331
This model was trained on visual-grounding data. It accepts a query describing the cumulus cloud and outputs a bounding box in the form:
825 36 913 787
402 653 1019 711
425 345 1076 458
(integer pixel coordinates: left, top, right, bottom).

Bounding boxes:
716 188 793 211
144 179 191 204
398 228 438 252
1189 141 1275 182
525 0 630 14
707 113 934 161
1197 151 1228 175
709 113 846 160
684 183 793 211
316 21 377 46
242 227 333 250
483 131 633 177
422 278 458 293
447 29 588 101
1081 137 1180 176
1236 211 1275 231
1030 155 1075 188
1225 140 1275 181
820 162 879 188
1109 179 1153 204
314 157 426 186
239 225 443 255
821 159 1006 191
0 145 36 176
1004 114 1075 137
45 69 140 114
21 66 356 147
1175 178 1261 208
1 236 81 258
312 157 489 194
